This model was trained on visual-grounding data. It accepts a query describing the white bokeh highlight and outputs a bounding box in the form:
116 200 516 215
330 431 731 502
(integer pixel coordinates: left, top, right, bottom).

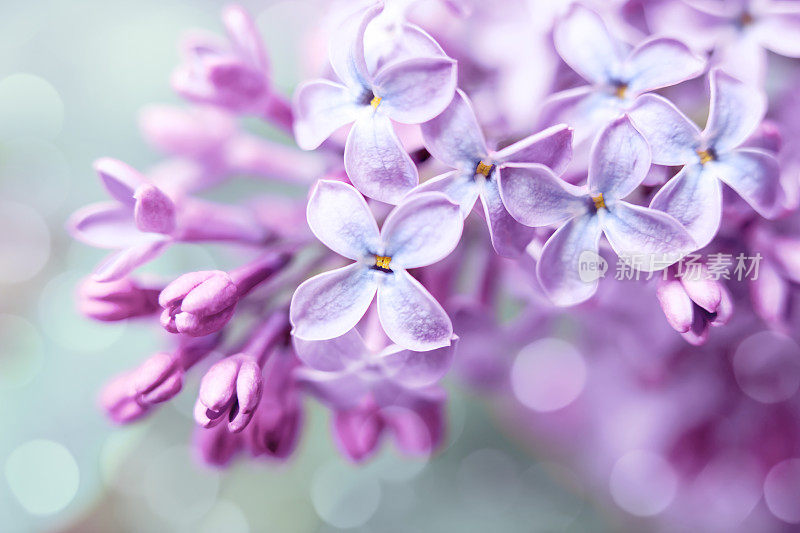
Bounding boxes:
733 331 800 404
4 439 80 515
511 338 587 412
609 450 677 517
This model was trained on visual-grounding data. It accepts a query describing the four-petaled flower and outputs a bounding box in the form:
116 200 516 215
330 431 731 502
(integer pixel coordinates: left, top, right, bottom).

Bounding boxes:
292 3 457 203
290 180 463 350
542 4 705 144
418 89 574 258
502 116 696 306
630 68 782 248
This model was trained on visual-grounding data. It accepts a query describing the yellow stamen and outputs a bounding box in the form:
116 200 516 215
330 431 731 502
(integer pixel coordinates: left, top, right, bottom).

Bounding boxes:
592 193 606 210
697 149 713 165
370 96 382 109
615 84 628 99
375 255 392 270
476 160 493 177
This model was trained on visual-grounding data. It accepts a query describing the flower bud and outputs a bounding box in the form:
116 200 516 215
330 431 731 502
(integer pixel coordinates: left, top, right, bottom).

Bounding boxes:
194 423 244 468
78 277 160 321
134 352 184 406
195 354 263 432
134 184 176 234
159 270 239 336
333 400 384 463
98 372 150 424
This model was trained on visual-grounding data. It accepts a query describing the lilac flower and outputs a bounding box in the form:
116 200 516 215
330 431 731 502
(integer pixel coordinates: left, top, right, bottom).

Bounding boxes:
645 0 800 84
657 264 733 345
160 251 291 337
293 327 455 409
77 276 161 322
418 89 573 257
330 389 445 463
99 334 220 423
68 158 175 282
629 68 782 248
140 105 324 193
194 312 289 432
292 3 457 203
542 4 705 144
69 158 273 282
171 5 292 132
502 116 695 306
290 180 463 350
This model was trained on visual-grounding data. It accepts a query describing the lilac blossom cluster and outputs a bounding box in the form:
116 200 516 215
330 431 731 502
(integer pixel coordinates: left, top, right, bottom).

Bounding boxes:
69 0 800 528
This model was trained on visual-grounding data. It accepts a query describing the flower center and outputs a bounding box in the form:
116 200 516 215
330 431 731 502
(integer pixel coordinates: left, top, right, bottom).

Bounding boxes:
370 96 382 109
592 193 606 210
476 160 493 177
697 149 714 165
614 83 628 99
374 255 392 271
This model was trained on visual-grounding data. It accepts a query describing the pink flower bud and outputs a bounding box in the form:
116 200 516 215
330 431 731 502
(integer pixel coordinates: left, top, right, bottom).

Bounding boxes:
159 270 239 336
77 277 161 321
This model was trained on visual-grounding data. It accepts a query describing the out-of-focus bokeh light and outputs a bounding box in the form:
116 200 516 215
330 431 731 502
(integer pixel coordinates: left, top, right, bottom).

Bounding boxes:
511 338 587 412
311 459 382 528
0 201 50 283
4 439 80 515
733 331 800 404
609 450 678 517
764 458 800 524
0 73 63 140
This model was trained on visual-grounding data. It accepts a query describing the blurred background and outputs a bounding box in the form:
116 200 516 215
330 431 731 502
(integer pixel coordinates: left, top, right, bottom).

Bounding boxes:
0 1 607 531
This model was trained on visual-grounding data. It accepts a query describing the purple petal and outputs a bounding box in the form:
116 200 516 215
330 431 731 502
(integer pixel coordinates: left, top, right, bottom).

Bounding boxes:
344 112 418 204
588 115 651 200
222 5 268 71
366 22 448 72
94 158 145 206
377 270 453 351
479 177 536 258
68 203 141 249
713 148 781 218
536 214 603 306
628 94 701 166
230 359 263 432
292 80 361 150
180 273 238 316
381 192 463 269
705 68 767 153
94 241 169 282
414 171 480 216
333 402 384 461
373 56 458 124
379 340 456 388
420 89 487 169
493 124 574 174
293 328 367 371
498 163 588 227
329 3 381 90
306 180 381 261
656 275 695 333
752 11 800 57
295 368 370 409
600 201 695 270
173 304 236 337
624 37 705 95
553 4 625 84
650 164 722 249
290 263 378 341
134 184 176 234
199 357 239 413
750 258 789 329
